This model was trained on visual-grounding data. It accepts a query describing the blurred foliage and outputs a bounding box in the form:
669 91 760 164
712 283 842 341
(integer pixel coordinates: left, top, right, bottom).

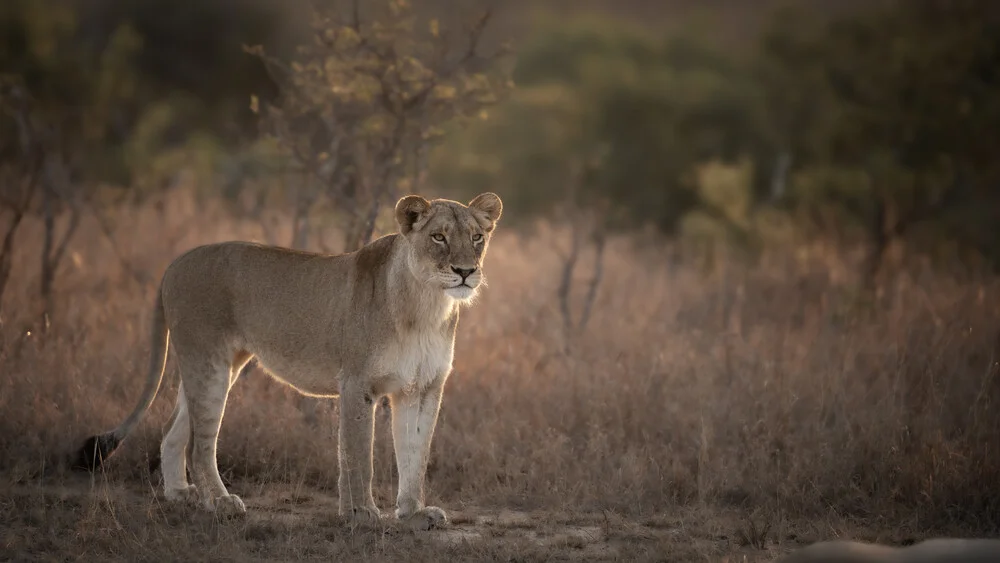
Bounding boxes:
0 0 998 278
0 0 288 314
433 0 1000 273
760 0 1000 271
431 16 759 237
0 0 285 202
0 0 141 188
247 0 511 250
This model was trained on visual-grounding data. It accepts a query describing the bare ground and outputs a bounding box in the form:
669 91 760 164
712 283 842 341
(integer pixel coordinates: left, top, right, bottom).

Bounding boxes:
0 477 871 562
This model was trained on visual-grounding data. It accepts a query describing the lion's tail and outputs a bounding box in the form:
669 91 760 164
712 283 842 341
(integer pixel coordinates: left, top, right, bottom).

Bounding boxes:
75 284 170 471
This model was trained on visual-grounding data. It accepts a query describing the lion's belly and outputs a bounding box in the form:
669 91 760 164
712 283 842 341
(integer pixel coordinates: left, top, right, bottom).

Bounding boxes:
248 332 452 398
253 352 342 397
372 331 454 396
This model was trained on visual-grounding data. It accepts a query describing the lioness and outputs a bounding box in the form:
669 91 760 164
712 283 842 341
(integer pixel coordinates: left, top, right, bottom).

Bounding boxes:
77 192 503 530
778 539 1000 563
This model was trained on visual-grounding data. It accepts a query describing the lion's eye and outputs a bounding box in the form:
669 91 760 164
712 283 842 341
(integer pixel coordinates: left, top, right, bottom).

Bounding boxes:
431 233 446 243
472 233 483 243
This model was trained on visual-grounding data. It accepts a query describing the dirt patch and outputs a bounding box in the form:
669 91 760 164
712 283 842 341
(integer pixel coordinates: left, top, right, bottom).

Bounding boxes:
0 479 804 562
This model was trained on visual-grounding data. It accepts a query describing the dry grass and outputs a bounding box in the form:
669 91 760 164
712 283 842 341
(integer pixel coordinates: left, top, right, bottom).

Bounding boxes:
1 190 998 561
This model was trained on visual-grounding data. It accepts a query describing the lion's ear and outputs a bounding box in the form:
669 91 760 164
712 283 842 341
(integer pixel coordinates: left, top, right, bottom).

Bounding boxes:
395 195 431 234
468 192 502 228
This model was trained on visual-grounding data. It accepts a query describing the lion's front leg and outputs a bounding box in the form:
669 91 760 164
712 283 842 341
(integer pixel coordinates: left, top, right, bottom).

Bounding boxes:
390 377 447 530
337 381 380 526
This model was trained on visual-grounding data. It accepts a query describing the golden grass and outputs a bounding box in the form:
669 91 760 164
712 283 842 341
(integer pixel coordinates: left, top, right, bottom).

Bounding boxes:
1 190 998 561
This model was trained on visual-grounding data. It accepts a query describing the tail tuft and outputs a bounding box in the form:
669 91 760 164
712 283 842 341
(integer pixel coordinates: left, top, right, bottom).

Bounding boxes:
73 432 122 472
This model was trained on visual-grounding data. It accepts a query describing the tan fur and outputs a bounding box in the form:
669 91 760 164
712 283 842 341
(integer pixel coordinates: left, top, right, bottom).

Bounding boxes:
779 539 1000 563
83 193 502 528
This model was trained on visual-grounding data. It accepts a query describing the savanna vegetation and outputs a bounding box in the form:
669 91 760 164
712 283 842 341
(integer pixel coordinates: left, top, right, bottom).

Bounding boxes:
1 0 998 561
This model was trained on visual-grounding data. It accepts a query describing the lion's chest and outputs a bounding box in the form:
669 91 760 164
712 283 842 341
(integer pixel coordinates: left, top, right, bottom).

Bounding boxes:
375 330 454 395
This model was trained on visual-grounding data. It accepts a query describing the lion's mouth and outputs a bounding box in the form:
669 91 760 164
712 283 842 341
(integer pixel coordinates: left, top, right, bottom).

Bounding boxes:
445 283 477 298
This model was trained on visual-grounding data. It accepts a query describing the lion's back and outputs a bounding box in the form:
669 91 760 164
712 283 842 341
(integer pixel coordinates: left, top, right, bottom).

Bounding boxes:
159 242 345 335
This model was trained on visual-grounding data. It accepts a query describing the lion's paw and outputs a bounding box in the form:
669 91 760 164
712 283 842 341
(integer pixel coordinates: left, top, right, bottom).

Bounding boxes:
401 506 448 531
164 484 199 504
207 494 246 517
346 506 383 529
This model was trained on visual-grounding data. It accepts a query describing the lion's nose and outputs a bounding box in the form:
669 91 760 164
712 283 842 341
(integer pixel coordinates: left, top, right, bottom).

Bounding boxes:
451 266 476 280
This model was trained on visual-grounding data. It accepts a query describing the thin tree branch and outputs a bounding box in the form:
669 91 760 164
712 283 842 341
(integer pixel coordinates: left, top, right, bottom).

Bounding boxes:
558 223 581 332
82 200 152 287
0 208 24 313
578 232 606 331
49 206 80 270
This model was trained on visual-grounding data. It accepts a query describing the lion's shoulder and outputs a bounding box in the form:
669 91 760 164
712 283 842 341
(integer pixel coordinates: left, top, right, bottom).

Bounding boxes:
353 234 401 276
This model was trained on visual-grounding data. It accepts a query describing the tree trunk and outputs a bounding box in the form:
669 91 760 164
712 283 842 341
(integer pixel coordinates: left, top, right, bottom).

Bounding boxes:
39 179 81 329
0 209 24 318
864 195 894 292
40 185 55 328
354 196 382 251
577 232 606 331
558 223 582 332
290 183 313 250
769 151 792 201
1 153 44 320
342 203 366 253
41 200 80 329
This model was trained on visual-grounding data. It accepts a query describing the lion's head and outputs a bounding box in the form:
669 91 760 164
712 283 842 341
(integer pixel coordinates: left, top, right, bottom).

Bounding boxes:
395 192 503 301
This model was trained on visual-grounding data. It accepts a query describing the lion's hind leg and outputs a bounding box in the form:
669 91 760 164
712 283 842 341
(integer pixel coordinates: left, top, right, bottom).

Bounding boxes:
160 383 197 504
177 349 246 516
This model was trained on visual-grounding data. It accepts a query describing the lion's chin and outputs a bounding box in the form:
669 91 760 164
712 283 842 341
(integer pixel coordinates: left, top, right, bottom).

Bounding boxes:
444 285 477 302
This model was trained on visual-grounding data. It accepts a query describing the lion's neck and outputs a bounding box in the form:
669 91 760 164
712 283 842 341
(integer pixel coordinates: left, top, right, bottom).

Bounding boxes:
387 240 458 333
